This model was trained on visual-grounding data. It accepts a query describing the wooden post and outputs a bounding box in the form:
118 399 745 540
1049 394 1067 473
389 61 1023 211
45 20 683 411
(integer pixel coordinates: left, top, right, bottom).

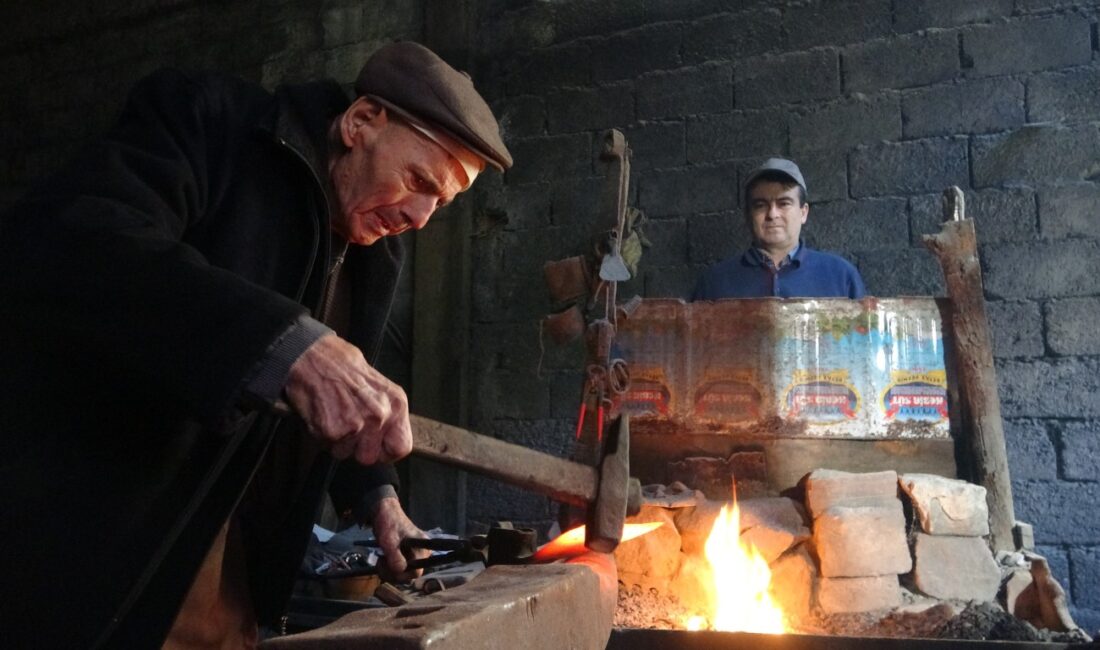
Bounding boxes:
922 186 1016 551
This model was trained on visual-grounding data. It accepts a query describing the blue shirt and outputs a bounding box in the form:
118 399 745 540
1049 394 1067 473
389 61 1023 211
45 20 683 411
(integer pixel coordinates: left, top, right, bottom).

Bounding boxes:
692 243 866 299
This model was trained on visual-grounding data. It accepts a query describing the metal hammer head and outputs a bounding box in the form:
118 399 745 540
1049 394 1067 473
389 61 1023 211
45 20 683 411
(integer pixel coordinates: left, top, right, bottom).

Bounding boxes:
585 414 641 553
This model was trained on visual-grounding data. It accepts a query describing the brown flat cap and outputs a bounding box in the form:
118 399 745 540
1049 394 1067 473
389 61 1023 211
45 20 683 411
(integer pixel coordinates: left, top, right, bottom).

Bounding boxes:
355 41 512 172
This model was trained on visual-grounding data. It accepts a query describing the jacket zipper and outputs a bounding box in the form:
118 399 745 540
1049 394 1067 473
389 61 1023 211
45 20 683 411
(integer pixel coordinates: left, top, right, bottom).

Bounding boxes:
274 136 326 304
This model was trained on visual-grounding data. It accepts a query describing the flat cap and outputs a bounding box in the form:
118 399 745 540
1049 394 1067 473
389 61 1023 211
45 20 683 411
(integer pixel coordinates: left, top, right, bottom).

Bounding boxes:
355 41 513 172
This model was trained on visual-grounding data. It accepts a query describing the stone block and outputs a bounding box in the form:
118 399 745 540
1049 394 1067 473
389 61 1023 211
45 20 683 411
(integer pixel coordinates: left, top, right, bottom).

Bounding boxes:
688 211 748 264
506 133 592 185
857 249 945 297
769 544 817 622
637 163 739 217
894 0 1013 32
638 218 688 267
1060 420 1100 481
1040 184 1100 240
1046 298 1100 357
501 182 552 231
546 84 634 135
547 0 647 42
911 533 1001 601
998 358 1100 419
618 122 686 171
850 137 968 198
1071 547 1100 609
615 505 682 590
465 474 553 521
909 188 1037 245
1030 67 1100 124
642 265 698 299
804 469 900 518
972 124 1100 188
681 9 782 64
735 50 840 108
549 176 605 231
740 497 810 534
637 63 733 120
549 371 585 419
504 43 591 96
1004 419 1058 481
983 239 1100 300
686 111 788 164
667 552 715 614
674 499 725 556
796 150 848 202
471 369 550 421
496 95 546 139
902 77 1024 139
784 0 892 48
817 574 901 614
1014 480 1100 544
898 473 990 537
796 93 897 153
813 503 912 577
806 198 907 254
742 520 807 565
591 24 682 83
962 15 1092 77
987 301 1044 358
844 30 958 94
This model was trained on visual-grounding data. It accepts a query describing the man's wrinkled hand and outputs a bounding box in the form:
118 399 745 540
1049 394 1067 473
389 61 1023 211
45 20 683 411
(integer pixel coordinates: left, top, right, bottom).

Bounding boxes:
372 496 431 581
285 333 413 465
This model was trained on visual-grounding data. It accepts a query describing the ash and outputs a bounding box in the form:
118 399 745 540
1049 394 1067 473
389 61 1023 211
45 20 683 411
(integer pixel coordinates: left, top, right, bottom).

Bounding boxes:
614 583 698 630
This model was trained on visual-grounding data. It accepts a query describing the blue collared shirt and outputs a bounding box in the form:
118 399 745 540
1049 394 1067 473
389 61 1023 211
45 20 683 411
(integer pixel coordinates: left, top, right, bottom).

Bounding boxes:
692 242 866 299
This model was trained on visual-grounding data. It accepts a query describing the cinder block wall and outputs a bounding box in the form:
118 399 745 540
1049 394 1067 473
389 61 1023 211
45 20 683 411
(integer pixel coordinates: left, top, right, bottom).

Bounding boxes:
464 0 1100 630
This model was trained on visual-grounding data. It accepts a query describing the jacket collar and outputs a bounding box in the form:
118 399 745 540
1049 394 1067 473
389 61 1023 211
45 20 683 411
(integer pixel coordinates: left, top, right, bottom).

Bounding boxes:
261 80 352 193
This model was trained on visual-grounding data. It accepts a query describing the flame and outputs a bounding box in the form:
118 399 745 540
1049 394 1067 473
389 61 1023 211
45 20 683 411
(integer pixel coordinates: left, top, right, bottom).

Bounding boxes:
532 522 663 563
687 497 786 633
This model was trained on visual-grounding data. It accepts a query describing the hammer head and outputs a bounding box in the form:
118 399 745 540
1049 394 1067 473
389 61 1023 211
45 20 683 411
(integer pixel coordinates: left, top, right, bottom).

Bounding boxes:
585 414 641 553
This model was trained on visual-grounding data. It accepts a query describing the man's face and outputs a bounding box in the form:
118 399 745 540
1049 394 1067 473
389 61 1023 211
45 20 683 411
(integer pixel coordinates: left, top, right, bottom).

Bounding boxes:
330 99 479 245
747 180 808 257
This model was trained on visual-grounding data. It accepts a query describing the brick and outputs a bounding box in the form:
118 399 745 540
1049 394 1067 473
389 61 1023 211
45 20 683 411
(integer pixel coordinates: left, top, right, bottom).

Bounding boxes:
790 94 900 155
1071 547 1100 609
681 8 782 64
735 50 840 108
496 95 546 139
618 121 685 171
804 469 899 518
962 15 1092 77
903 77 1024 138
973 125 1100 188
997 357 1100 418
899 474 989 536
817 575 901 613
637 163 738 217
909 189 1036 245
546 83 634 135
506 133 592 184
983 239 1100 299
504 43 592 95
1004 419 1058 480
857 249 945 297
1040 184 1100 240
844 31 959 94
850 138 968 198
1030 67 1100 124
1060 420 1100 481
806 198 907 254
1015 480 1100 544
796 150 848 203
591 24 682 83
987 300 1045 358
894 0 1013 32
1046 298 1100 357
637 64 733 120
686 111 787 164
688 211 749 264
911 534 1001 601
784 0 892 48
814 503 912 577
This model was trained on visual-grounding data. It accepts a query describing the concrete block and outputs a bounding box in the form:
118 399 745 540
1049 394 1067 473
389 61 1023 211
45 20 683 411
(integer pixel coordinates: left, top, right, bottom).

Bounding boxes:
784 0 893 48
616 505 682 589
817 574 901 613
850 137 968 198
972 125 1100 188
642 265 698 299
911 533 1001 601
735 50 840 108
549 371 585 419
1004 419 1058 481
471 369 550 421
637 218 688 268
548 0 647 42
637 163 739 217
506 133 592 185
806 198 907 254
504 43 592 96
804 469 899 518
792 93 902 153
686 111 788 164
1046 298 1100 357
909 188 1037 245
682 8 782 64
466 474 553 521
1040 183 1100 240
501 182 551 231
1014 479 1100 544
496 95 546 139
902 77 1024 138
894 0 1013 32
844 30 958 94
619 122 686 172
591 24 682 83
637 63 733 120
857 249 945 297
987 300 1045 358
898 473 990 536
549 176 605 232
796 150 848 202
1060 420 1100 481
998 358 1100 419
1030 67 1100 124
688 211 748 264
813 503 912 577
962 15 1092 77
984 239 1100 300
769 544 817 621
546 83 634 135
1071 547 1100 609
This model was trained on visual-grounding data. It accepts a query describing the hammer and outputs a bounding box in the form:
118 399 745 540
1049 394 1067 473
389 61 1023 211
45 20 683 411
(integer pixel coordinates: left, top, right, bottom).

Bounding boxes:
409 413 642 553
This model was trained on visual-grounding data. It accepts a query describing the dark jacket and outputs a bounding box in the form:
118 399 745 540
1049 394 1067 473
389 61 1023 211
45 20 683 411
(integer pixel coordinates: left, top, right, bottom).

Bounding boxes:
0 69 402 647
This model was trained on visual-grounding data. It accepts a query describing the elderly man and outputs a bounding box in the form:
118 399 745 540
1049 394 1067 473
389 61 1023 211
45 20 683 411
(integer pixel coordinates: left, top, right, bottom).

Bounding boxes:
692 158 865 299
0 42 510 647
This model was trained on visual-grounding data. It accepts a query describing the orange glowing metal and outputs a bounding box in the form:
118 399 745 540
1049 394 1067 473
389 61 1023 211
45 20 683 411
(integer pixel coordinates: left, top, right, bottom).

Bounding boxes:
532 522 663 563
